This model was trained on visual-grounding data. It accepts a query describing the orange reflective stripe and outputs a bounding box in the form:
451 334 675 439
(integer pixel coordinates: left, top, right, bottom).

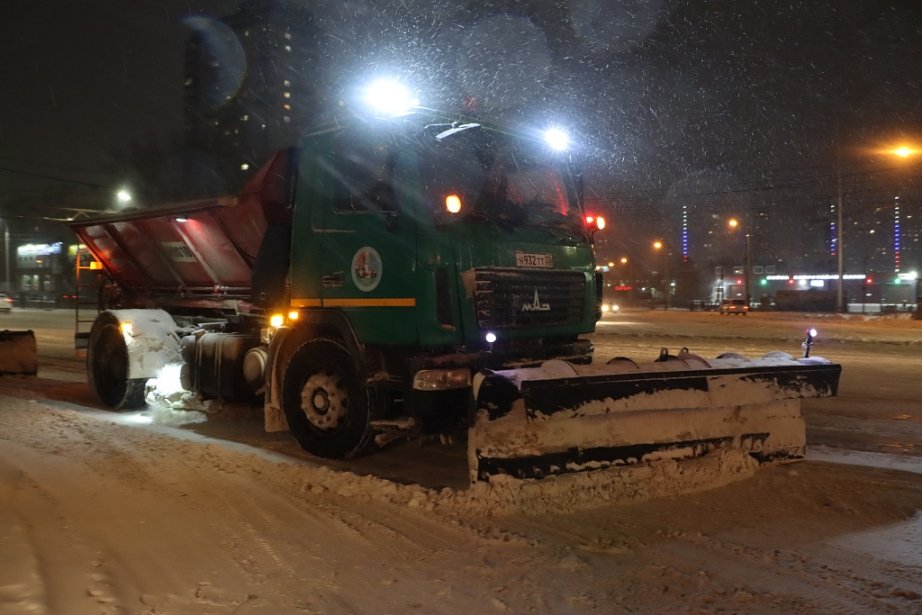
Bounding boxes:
290 297 415 308
289 298 323 308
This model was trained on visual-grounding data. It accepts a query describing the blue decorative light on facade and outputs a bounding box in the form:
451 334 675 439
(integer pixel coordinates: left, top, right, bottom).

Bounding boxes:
894 196 901 272
681 204 689 262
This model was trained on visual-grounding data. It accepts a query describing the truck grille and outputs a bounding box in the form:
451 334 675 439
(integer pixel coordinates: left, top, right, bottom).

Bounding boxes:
473 269 586 330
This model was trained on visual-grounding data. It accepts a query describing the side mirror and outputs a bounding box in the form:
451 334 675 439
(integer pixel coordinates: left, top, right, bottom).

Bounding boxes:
567 158 584 205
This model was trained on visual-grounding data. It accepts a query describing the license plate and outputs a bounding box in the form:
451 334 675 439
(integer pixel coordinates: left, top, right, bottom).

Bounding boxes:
515 251 553 268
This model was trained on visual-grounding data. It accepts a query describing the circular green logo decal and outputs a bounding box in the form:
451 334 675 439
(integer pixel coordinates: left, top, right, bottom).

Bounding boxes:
351 246 382 292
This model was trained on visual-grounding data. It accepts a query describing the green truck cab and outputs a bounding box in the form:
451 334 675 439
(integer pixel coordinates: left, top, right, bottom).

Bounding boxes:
263 117 602 457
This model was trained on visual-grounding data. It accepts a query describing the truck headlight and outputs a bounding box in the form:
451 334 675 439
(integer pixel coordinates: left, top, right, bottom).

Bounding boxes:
543 127 570 151
413 368 472 391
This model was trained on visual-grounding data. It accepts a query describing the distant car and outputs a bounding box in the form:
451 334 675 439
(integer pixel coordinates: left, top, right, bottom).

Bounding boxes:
0 293 12 313
57 292 78 308
719 299 749 315
600 302 620 315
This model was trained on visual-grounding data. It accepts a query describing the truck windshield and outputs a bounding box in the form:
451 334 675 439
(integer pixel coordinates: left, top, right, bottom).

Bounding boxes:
412 125 582 231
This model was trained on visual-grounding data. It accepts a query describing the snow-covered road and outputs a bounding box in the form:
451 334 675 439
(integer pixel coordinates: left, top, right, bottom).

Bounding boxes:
1 309 921 614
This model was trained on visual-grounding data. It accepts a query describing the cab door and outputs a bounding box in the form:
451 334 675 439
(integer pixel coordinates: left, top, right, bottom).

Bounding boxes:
290 127 418 345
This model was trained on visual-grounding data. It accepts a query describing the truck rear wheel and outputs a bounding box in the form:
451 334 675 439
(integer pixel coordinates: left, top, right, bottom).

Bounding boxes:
87 319 147 409
281 339 374 459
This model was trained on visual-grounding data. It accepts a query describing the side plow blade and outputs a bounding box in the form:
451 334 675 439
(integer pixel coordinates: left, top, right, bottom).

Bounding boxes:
0 330 38 376
469 351 841 483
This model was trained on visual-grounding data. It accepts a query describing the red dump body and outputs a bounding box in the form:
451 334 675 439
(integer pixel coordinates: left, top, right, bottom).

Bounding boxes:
69 151 293 305
72 195 264 297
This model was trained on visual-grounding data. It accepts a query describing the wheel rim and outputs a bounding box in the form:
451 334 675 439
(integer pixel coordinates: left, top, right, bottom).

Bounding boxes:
299 371 348 431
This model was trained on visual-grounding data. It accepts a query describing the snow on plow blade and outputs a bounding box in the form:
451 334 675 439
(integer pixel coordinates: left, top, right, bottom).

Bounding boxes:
469 350 840 483
0 330 38 376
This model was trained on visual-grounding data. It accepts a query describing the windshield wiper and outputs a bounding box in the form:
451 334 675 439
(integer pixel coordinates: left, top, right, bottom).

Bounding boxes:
435 123 481 141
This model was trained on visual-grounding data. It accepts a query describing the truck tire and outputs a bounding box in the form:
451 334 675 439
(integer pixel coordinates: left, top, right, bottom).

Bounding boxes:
281 339 374 459
87 320 147 409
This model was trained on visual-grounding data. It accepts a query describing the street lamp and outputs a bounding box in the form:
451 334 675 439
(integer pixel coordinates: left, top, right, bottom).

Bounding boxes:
115 187 133 207
727 218 752 307
653 240 669 310
1 219 9 293
620 256 635 307
891 146 918 158
883 144 921 315
833 143 921 314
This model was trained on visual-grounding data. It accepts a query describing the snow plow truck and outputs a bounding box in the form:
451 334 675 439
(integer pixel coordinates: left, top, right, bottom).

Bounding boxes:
70 101 840 484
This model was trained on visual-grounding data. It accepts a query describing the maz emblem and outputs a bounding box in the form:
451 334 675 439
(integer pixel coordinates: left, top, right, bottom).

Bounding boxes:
521 289 551 312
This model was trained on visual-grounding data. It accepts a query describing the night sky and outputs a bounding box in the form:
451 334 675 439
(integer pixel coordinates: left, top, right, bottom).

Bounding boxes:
1 1 235 213
1 0 921 231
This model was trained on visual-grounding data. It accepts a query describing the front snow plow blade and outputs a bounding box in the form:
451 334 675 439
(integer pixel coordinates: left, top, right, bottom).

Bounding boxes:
469 350 840 483
0 330 38 376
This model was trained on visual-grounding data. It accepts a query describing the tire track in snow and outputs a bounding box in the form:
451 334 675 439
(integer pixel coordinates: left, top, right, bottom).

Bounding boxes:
0 444 130 615
636 532 921 614
167 449 549 613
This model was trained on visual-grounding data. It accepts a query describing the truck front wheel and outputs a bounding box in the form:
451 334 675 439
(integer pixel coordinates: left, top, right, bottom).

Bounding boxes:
87 319 147 409
281 339 374 459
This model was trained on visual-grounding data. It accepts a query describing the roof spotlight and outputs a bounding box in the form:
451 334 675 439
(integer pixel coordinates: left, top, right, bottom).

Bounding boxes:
364 78 419 117
543 127 570 152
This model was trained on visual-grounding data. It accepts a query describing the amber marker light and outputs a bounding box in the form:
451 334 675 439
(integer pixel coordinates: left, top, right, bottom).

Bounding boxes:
445 194 462 214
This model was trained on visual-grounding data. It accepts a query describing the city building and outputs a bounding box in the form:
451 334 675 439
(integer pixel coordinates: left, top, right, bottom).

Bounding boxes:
182 0 319 197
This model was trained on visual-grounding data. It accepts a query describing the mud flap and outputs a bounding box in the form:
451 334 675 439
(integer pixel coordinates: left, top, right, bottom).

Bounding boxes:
0 330 38 376
469 353 841 483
